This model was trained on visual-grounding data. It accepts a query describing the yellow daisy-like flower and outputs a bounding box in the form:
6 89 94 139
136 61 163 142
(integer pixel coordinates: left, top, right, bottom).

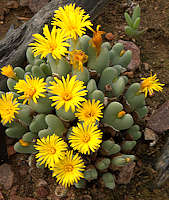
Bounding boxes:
51 150 85 188
69 123 103 154
0 93 20 124
75 99 103 124
34 134 68 168
140 73 164 97
89 25 105 56
14 75 46 104
1 65 16 79
29 25 70 59
51 3 93 40
70 49 88 72
49 74 87 112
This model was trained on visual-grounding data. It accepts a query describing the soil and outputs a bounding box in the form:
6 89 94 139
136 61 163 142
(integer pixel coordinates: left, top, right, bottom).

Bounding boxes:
0 0 169 199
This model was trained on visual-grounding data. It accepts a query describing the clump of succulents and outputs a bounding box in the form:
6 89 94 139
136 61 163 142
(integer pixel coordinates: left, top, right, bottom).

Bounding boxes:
0 3 164 190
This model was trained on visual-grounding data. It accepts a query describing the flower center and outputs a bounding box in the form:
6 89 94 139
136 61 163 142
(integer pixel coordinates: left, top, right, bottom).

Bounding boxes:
49 147 56 154
141 80 151 89
82 134 90 143
6 105 14 115
63 92 72 101
64 164 74 172
26 88 36 98
85 111 95 118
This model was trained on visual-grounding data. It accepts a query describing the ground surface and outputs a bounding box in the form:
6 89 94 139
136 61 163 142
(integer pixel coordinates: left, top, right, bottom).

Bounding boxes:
0 0 169 199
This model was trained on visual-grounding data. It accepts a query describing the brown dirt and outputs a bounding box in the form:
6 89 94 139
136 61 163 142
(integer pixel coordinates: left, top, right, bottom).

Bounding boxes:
1 0 169 199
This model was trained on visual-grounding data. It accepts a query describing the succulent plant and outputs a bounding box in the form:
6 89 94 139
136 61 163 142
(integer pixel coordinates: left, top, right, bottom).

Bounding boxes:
0 3 164 190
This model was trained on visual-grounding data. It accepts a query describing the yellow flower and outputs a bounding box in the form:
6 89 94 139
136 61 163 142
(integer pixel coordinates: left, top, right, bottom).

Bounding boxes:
34 134 68 168
29 25 70 59
14 75 46 104
89 25 105 56
49 74 87 112
51 150 85 188
0 93 20 124
69 123 102 154
75 99 103 124
51 3 93 40
70 49 88 72
140 73 164 97
1 65 16 79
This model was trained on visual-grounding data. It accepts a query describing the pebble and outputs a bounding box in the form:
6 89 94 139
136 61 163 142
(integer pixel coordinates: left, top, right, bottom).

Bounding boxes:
105 32 115 41
35 186 49 198
147 100 169 133
118 40 141 72
0 190 4 200
0 163 14 190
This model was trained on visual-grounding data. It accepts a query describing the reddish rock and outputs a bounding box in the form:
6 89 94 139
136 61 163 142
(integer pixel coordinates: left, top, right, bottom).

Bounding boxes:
147 100 169 133
10 185 19 197
35 186 49 198
118 40 140 71
0 164 14 190
10 196 36 200
36 179 48 187
105 32 115 41
116 162 136 184
7 145 16 157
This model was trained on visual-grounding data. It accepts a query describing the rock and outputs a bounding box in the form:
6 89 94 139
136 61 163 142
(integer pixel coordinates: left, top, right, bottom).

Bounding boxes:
0 190 4 200
0 163 14 190
19 0 29 7
144 128 158 146
116 162 136 184
143 62 150 71
55 185 68 198
36 179 48 187
147 101 169 133
118 40 140 71
6 1 19 9
28 0 49 13
19 167 28 176
7 145 16 157
123 71 134 78
35 186 49 198
105 32 115 41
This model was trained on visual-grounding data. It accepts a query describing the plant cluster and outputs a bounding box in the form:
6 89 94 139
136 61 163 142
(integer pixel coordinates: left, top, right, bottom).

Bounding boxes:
0 3 164 189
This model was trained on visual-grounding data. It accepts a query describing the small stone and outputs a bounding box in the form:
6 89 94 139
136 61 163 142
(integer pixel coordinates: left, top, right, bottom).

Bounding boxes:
10 185 19 197
105 32 115 41
35 186 49 198
55 185 68 198
118 40 140 71
116 162 136 184
143 62 150 71
28 0 49 13
147 101 169 133
19 0 29 7
36 179 47 187
79 195 92 200
0 164 14 190
7 145 16 157
6 1 19 9
144 128 158 146
0 190 4 200
123 71 134 78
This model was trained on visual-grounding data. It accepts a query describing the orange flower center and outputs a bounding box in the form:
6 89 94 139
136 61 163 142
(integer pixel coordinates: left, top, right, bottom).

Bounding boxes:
85 111 95 118
64 164 74 172
26 88 36 98
82 134 90 143
62 92 72 101
49 147 56 154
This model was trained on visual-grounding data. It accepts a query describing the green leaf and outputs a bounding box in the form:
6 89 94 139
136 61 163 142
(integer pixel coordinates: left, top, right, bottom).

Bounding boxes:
124 12 133 27
132 5 141 21
133 17 140 29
